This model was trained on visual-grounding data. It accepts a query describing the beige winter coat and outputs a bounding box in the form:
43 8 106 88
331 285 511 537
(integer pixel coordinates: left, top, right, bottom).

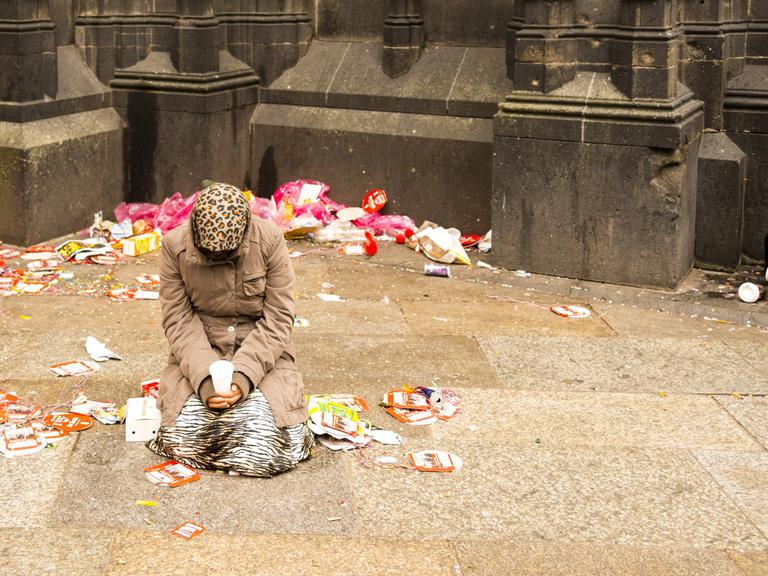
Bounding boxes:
157 217 307 428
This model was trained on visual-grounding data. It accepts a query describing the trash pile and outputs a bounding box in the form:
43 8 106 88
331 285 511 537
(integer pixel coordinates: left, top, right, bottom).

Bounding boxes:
0 385 119 458
381 386 461 426
307 394 403 451
0 210 163 299
308 388 463 473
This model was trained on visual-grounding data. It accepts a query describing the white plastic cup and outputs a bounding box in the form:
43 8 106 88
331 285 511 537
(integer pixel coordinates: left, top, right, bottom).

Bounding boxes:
209 360 234 394
738 282 766 304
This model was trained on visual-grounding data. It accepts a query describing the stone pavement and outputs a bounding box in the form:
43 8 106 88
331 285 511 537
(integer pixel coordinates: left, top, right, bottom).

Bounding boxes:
1 239 768 575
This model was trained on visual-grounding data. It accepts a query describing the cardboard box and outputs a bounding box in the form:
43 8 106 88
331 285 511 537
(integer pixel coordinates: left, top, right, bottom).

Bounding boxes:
122 231 161 257
125 397 161 442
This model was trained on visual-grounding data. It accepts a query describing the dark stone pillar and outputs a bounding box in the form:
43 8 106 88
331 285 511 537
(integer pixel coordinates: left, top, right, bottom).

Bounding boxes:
694 132 746 271
722 4 768 261
511 0 576 92
216 0 312 85
0 0 125 246
110 0 259 203
382 0 423 78
611 0 680 100
493 0 704 289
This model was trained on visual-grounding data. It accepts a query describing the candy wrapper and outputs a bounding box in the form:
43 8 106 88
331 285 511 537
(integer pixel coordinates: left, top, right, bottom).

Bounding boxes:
145 460 201 487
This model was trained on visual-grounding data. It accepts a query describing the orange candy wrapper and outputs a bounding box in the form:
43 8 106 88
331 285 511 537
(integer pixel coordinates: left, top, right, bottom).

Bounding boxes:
172 522 205 540
144 460 200 487
44 412 94 432
408 450 462 473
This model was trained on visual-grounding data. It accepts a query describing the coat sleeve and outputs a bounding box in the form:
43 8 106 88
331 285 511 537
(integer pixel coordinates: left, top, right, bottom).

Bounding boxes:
159 241 220 396
231 228 295 387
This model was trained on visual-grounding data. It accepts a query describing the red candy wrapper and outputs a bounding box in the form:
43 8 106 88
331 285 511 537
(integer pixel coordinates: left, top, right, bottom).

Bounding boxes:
362 188 387 213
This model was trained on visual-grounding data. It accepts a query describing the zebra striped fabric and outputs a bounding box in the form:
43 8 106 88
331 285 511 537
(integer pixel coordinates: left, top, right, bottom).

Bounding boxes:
147 389 313 477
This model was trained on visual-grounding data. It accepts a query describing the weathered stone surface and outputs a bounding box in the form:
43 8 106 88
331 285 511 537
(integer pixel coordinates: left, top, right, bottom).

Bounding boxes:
0 107 124 246
251 103 493 231
695 451 768 537
694 132 746 271
52 424 357 535
315 0 386 41
455 540 745 576
0 528 113 576
430 388 762 452
480 335 768 394
0 436 77 528
107 532 459 576
349 440 768 548
492 134 701 289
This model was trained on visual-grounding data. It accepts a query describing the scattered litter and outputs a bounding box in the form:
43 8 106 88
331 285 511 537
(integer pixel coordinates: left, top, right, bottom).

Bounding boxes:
86 336 123 361
382 386 460 425
320 282 335 289
476 261 496 270
122 231 161 256
432 317 449 322
135 274 160 285
316 293 344 302
49 360 99 377
658 391 668 398
515 269 531 278
336 207 367 221
145 460 201 487
460 235 481 248
375 455 399 465
0 248 21 259
172 522 205 540
141 379 160 399
125 396 161 442
136 500 157 507
477 230 492 253
738 282 765 303
308 394 397 450
424 263 451 278
409 221 471 265
293 316 310 328
362 188 387 213
106 288 160 301
56 239 114 262
43 412 94 432
327 516 343 522
408 450 462 473
550 305 592 319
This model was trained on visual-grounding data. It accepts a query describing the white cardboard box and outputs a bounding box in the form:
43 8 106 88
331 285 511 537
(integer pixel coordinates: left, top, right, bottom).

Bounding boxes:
125 397 161 442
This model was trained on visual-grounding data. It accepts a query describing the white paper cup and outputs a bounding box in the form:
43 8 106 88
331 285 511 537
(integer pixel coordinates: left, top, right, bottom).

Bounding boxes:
209 360 234 394
738 282 765 304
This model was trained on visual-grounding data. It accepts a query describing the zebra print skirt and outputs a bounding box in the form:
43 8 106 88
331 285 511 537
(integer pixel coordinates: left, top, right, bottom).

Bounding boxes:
147 389 313 477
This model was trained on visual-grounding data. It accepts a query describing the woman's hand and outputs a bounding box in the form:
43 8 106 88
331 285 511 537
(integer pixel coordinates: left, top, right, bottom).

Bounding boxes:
206 385 243 410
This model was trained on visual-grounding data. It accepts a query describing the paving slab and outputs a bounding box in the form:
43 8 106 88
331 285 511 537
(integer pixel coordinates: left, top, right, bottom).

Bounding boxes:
312 260 496 303
106 531 459 576
695 451 768 538
295 333 499 390
348 439 768 549
481 335 768 394
50 425 357 535
430 389 762 452
0 436 77 528
727 551 768 576
401 300 613 337
454 540 745 576
594 302 764 340
0 527 114 576
0 377 68 406
294 299 409 335
717 396 768 450
723 338 768 378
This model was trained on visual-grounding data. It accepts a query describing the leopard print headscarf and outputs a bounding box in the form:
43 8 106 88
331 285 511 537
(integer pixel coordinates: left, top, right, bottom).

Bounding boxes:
191 183 251 259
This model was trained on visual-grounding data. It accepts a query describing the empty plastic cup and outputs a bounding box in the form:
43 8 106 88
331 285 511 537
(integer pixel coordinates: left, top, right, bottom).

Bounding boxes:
738 282 765 304
209 360 235 394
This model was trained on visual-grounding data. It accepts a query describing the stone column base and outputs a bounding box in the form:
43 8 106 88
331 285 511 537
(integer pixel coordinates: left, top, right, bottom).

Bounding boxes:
0 108 125 245
492 72 704 289
111 51 259 202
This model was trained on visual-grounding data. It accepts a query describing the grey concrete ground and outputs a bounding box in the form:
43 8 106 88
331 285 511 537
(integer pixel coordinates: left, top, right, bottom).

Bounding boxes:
1 238 768 575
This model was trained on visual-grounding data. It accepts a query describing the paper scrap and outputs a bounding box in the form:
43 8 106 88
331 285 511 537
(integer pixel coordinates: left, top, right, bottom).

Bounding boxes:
86 336 123 361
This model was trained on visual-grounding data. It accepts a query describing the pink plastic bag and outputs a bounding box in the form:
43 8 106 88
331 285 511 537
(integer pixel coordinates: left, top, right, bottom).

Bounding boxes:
114 192 199 233
272 180 343 227
353 213 416 236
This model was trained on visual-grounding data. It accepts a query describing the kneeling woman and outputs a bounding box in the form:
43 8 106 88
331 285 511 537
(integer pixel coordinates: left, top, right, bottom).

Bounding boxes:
148 184 312 477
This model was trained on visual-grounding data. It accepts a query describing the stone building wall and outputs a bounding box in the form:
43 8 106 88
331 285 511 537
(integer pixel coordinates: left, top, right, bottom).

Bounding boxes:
0 0 765 287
